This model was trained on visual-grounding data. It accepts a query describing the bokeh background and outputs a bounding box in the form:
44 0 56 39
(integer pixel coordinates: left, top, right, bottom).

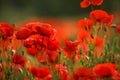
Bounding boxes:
0 0 120 23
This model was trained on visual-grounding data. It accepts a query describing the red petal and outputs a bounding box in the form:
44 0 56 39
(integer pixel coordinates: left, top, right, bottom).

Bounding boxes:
80 0 91 8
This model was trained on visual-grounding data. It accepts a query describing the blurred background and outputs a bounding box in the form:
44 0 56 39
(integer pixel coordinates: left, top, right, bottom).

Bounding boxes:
0 0 120 23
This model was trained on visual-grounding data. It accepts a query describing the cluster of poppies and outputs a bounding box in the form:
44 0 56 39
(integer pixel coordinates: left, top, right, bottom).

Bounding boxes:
0 0 120 80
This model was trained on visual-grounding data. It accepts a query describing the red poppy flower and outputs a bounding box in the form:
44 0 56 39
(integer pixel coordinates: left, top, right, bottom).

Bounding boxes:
11 54 26 67
80 0 103 8
24 37 35 48
15 27 32 40
80 0 90 8
29 66 52 79
78 19 93 30
90 0 103 6
55 64 70 80
63 40 79 59
78 30 89 42
95 37 104 48
29 66 40 77
36 50 58 64
93 63 117 78
35 35 49 50
90 10 113 26
64 40 79 53
46 39 60 51
35 23 56 37
23 35 49 50
47 51 58 63
117 25 120 34
36 51 47 64
0 22 14 39
72 67 96 80
26 46 37 56
25 22 39 34
25 22 56 38
93 37 104 56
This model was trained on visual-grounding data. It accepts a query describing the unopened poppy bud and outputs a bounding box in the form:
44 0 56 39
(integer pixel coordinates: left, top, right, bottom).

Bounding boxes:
85 26 88 30
12 24 16 27
0 59 2 63
90 34 94 39
63 62 66 66
9 39 12 43
22 51 24 55
58 51 61 55
5 47 8 51
103 27 107 32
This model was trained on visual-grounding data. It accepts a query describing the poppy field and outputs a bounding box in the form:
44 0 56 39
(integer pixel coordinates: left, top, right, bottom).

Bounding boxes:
0 0 120 80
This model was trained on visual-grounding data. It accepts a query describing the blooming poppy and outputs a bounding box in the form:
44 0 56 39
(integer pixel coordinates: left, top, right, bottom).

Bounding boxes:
55 64 70 80
25 22 39 34
95 37 104 48
78 18 93 31
47 51 58 63
11 54 26 75
90 9 113 26
29 66 52 79
35 35 49 50
35 23 56 38
93 36 104 56
24 37 35 48
80 0 103 8
23 35 44 56
26 46 37 56
90 0 103 6
63 40 79 59
34 23 52 36
36 50 58 64
93 63 118 79
29 66 40 77
34 39 60 64
36 51 47 64
24 34 49 50
64 40 79 53
46 39 60 51
0 22 14 39
25 22 56 38
72 67 96 80
45 39 60 63
11 54 26 67
78 30 89 42
15 27 32 40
